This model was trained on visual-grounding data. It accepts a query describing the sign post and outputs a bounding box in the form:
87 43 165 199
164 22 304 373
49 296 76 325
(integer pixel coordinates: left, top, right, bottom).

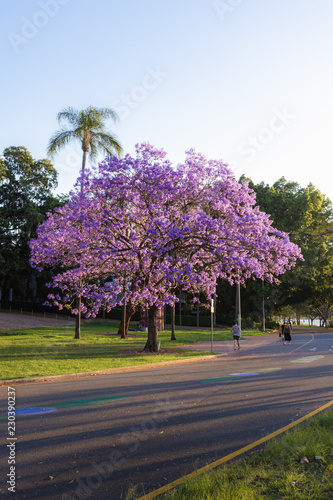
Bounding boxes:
211 298 214 353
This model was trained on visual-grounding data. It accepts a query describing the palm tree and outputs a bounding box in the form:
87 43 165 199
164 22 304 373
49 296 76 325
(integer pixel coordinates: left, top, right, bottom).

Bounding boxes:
47 106 123 339
47 106 123 171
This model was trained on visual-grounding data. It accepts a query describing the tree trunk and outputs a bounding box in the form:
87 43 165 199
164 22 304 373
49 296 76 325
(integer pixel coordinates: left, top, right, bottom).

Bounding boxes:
82 150 87 171
118 301 136 338
143 305 159 352
74 295 81 339
170 304 176 340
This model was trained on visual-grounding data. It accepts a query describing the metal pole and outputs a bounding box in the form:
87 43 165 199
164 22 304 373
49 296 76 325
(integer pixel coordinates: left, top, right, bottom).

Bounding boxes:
213 287 217 327
123 280 126 337
237 283 241 330
262 280 265 332
123 300 126 336
211 298 214 352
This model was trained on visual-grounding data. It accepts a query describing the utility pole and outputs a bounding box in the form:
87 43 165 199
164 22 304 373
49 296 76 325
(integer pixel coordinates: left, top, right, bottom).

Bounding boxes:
211 298 214 352
262 280 265 332
122 279 126 339
236 283 241 329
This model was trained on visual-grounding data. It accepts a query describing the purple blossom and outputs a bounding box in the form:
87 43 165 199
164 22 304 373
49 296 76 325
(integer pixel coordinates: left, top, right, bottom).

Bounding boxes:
29 143 303 317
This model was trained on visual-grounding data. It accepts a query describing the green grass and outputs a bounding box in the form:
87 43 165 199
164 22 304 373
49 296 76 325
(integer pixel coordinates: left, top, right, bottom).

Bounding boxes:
135 409 333 500
0 321 266 380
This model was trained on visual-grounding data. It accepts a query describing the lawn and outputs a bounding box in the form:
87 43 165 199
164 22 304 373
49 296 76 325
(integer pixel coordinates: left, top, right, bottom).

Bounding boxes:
0 320 267 380
134 409 333 500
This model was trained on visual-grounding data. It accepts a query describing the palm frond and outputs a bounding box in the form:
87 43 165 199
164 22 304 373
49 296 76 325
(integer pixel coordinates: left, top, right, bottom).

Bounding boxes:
94 107 120 124
57 107 80 127
96 132 123 158
88 140 98 162
47 130 78 157
48 106 122 164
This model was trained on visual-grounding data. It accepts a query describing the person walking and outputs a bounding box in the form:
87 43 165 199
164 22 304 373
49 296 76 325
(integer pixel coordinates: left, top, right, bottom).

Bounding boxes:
231 321 241 350
283 321 292 344
280 321 285 339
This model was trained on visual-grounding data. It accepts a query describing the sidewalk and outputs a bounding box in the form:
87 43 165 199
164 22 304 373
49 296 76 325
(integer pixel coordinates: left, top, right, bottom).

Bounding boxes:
179 332 278 355
180 326 333 355
0 310 74 330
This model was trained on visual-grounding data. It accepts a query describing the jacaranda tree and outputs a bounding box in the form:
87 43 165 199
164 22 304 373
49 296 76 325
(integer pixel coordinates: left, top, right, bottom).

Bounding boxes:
30 144 303 351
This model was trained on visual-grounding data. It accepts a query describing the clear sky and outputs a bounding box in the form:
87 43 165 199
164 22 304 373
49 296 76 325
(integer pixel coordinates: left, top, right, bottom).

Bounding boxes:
1 0 333 201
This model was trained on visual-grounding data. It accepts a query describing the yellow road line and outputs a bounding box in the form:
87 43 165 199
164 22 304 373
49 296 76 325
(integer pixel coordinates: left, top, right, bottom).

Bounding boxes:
289 333 314 354
138 398 333 499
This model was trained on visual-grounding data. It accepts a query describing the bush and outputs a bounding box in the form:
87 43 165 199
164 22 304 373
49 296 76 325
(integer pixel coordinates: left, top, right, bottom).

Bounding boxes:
241 317 257 329
264 318 280 329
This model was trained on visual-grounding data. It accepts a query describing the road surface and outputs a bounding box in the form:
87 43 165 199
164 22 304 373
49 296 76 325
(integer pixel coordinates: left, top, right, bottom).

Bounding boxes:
0 326 332 499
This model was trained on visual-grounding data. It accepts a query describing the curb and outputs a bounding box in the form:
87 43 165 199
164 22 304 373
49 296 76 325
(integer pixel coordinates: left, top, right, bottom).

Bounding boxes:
0 353 228 387
138 398 333 499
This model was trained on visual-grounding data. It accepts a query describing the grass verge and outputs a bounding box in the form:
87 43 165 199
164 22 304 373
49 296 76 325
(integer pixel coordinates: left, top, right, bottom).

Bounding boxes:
135 409 333 500
0 321 267 380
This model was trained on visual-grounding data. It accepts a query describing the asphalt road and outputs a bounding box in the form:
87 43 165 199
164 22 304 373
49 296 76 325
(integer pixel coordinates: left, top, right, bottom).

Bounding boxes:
1 329 333 499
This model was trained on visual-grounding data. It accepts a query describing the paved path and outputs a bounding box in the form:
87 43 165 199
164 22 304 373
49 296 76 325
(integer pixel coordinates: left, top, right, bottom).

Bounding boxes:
180 332 278 355
180 326 333 355
0 311 75 331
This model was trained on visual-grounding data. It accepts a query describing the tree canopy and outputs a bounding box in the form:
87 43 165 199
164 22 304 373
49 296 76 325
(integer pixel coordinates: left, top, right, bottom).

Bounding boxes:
30 144 302 350
242 176 333 313
0 146 64 301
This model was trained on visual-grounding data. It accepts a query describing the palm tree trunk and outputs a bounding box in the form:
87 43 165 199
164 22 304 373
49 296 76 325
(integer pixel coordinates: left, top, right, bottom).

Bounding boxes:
74 149 87 340
82 150 87 171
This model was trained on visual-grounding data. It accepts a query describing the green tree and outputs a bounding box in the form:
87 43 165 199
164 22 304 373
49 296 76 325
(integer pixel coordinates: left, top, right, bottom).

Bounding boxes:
47 106 123 338
0 146 64 303
242 176 333 312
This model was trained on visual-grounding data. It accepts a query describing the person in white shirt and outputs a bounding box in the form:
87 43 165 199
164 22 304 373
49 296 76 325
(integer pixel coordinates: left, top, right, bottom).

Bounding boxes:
231 322 241 350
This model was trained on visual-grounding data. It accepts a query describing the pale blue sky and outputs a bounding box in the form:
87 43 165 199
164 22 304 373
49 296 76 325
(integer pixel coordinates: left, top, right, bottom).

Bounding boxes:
1 0 333 201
